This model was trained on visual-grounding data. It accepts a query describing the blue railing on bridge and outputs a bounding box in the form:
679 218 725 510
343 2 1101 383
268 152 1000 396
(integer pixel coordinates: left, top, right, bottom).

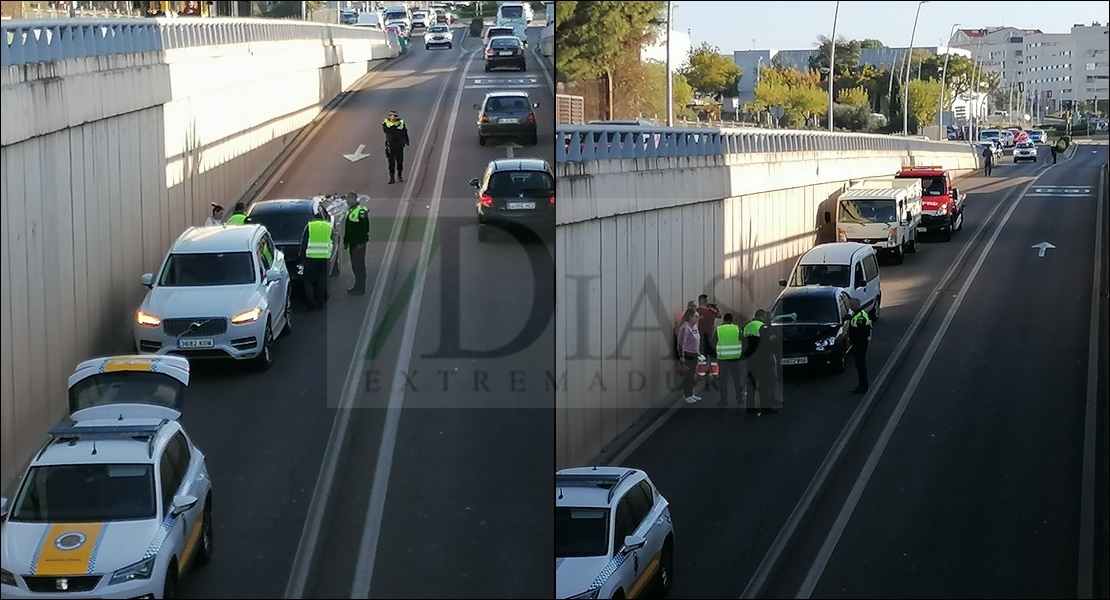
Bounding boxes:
1 18 391 68
555 124 975 163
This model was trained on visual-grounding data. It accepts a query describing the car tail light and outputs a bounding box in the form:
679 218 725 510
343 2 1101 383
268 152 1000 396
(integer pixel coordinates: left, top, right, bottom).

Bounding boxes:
480 115 490 123
549 195 555 207
479 193 494 207
526 113 535 123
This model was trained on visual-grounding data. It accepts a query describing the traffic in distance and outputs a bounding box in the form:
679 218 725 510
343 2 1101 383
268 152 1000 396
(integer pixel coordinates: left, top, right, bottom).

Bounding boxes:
554 133 1106 598
1 1 557 598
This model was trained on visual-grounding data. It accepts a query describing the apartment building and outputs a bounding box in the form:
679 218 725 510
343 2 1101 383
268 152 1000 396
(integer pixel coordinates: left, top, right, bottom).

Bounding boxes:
951 23 1109 114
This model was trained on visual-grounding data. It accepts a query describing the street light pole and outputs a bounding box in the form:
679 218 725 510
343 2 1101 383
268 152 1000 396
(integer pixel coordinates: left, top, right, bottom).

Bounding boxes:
828 1 839 132
902 0 929 135
665 0 674 127
937 23 960 130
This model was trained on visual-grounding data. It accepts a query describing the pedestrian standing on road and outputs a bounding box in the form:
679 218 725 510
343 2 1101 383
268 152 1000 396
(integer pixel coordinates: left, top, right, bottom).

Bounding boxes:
343 192 370 296
980 145 994 177
204 203 225 226
742 309 778 415
714 313 744 407
301 210 334 311
673 300 696 359
676 309 702 405
226 202 248 225
1050 143 1059 164
848 298 872 394
696 294 721 359
382 110 410 184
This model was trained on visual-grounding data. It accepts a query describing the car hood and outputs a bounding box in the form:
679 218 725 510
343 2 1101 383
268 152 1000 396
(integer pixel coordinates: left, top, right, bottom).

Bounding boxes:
143 284 262 318
1 519 163 576
556 555 613 598
772 322 840 341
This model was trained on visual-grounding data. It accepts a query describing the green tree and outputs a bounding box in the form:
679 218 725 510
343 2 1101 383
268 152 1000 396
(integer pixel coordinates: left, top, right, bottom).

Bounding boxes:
808 36 861 77
681 42 742 100
908 79 942 131
838 86 870 107
554 1 664 83
754 67 826 128
633 60 695 120
791 84 830 127
859 39 885 49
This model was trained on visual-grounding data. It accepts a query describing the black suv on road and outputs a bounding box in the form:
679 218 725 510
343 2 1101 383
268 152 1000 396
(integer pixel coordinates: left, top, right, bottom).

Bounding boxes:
470 158 555 243
768 285 855 373
245 197 344 285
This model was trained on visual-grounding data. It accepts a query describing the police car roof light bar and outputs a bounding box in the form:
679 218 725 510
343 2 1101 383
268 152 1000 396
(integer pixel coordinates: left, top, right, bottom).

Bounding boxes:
45 420 169 459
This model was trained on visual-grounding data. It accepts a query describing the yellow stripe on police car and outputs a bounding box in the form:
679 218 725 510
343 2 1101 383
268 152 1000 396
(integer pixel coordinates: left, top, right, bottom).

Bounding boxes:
34 523 107 576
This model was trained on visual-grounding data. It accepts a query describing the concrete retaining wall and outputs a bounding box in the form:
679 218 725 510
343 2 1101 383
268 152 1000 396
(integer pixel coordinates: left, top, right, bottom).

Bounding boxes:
0 23 395 489
555 147 979 468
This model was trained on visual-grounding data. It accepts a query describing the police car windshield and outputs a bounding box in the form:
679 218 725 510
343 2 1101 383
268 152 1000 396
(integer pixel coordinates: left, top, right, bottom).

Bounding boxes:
792 265 851 288
11 464 156 522
159 252 256 286
429 25 449 33
556 507 610 558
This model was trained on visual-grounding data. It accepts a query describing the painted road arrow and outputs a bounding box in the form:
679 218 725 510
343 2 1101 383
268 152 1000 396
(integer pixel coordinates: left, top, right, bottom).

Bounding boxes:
343 144 370 162
1032 241 1056 257
499 141 522 158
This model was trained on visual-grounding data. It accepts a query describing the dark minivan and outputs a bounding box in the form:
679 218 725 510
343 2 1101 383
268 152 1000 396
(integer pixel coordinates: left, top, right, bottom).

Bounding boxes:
768 285 855 373
244 197 343 283
470 158 555 243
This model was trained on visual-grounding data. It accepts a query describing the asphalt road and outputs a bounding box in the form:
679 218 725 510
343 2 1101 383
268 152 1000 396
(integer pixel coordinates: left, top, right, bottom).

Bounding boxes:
609 142 1108 598
176 24 555 599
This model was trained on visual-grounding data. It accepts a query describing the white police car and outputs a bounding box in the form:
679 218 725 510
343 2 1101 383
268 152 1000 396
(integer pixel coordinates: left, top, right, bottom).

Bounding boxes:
556 466 674 599
0 355 213 599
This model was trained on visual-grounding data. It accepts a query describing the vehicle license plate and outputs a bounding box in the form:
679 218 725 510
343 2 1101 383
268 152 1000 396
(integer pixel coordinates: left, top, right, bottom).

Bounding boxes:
179 339 214 349
780 357 808 365
507 202 535 210
499 118 519 124
499 51 513 56
917 227 927 233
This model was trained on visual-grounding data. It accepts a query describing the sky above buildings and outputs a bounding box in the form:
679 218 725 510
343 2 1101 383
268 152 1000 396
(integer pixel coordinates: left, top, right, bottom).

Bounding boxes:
668 1 1109 54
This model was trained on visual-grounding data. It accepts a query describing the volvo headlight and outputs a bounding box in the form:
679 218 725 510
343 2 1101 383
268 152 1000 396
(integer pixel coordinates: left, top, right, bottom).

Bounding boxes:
109 556 155 585
1 567 16 586
136 310 161 327
231 308 262 324
815 335 837 351
567 589 600 600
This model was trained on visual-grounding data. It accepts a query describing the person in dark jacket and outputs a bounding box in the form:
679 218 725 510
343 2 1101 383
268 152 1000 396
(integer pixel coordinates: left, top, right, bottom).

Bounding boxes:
742 309 778 415
382 110 410 184
848 298 872 393
343 192 370 296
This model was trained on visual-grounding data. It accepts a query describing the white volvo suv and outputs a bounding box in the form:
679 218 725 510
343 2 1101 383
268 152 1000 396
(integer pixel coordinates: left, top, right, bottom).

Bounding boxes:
133 224 292 371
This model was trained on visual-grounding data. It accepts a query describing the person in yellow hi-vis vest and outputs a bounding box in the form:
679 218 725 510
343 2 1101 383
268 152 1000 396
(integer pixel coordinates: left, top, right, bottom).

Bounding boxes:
300 212 334 310
226 202 248 225
714 313 745 407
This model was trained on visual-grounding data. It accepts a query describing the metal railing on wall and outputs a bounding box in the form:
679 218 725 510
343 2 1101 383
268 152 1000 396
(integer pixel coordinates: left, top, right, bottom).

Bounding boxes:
1 17 389 67
555 124 978 163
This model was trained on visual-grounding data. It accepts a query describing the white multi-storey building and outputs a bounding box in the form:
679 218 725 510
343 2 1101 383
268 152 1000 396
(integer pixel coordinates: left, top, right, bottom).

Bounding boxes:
951 23 1109 116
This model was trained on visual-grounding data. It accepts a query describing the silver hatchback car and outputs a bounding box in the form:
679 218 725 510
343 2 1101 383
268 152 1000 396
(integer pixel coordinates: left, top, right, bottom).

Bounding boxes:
133 224 292 370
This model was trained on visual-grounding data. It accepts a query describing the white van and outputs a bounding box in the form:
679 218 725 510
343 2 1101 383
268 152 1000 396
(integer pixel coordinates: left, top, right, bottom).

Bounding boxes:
832 177 923 265
780 242 883 319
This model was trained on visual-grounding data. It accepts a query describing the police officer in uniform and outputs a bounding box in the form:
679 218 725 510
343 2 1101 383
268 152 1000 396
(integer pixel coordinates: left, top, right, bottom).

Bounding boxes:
848 298 872 393
226 202 248 225
714 313 744 407
742 309 778 415
343 192 370 296
300 211 334 310
382 111 410 184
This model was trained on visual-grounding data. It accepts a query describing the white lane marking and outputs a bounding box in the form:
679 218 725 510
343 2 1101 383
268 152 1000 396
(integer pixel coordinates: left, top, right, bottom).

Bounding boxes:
348 49 478 600
1078 162 1106 599
796 171 1055 598
284 49 468 600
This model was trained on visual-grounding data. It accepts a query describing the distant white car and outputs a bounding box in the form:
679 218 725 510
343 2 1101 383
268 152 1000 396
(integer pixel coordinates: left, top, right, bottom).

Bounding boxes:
424 24 453 50
0 355 212 599
133 224 292 371
556 466 674 599
1013 140 1038 162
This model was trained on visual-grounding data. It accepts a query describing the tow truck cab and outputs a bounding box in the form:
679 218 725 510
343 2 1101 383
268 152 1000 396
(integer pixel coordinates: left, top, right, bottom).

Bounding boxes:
894 166 966 242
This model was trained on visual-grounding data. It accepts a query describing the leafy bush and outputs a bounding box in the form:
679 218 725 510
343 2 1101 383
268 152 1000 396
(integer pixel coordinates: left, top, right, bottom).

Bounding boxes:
469 17 484 38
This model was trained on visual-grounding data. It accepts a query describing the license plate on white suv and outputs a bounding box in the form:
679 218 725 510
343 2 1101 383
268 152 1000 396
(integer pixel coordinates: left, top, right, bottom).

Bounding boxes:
178 339 214 349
